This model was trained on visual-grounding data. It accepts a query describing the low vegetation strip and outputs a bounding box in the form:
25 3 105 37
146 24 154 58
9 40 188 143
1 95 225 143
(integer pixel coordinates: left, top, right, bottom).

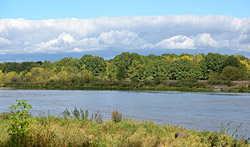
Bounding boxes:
0 100 249 146
2 79 250 93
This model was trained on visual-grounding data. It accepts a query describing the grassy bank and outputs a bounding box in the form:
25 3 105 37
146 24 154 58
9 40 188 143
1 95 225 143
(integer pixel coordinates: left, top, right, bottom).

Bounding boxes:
3 84 250 93
1 79 250 93
1 84 215 92
0 106 249 147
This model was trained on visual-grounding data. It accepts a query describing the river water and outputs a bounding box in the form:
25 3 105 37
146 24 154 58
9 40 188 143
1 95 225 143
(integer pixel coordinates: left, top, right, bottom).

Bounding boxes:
0 89 250 137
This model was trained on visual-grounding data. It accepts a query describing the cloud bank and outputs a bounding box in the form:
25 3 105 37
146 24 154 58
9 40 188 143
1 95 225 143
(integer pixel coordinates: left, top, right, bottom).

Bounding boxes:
0 15 250 55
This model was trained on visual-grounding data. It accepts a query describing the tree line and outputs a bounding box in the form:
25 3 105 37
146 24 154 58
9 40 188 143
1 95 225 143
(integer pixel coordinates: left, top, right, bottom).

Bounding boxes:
0 52 250 87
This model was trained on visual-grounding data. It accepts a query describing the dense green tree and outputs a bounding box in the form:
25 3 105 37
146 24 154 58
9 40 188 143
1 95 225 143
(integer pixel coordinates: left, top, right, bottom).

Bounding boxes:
113 52 142 79
116 66 126 80
128 59 145 81
221 66 247 81
143 57 170 80
200 53 227 79
54 58 81 73
221 55 242 69
80 55 106 76
169 59 202 80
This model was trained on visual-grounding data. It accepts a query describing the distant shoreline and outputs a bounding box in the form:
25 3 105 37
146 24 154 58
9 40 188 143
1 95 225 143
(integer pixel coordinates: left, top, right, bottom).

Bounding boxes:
1 81 250 93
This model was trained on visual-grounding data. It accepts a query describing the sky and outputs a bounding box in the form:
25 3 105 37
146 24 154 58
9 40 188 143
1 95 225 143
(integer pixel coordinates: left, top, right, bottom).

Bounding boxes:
0 0 250 61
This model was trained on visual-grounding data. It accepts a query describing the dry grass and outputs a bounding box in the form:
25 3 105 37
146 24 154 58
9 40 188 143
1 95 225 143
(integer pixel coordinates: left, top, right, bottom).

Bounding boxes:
0 113 249 147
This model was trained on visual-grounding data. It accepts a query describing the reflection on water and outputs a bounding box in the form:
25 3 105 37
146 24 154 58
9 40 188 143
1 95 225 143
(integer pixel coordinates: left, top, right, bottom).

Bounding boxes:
0 90 249 137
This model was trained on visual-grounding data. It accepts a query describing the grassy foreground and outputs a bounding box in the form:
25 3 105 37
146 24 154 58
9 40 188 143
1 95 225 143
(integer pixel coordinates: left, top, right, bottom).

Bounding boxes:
0 112 249 147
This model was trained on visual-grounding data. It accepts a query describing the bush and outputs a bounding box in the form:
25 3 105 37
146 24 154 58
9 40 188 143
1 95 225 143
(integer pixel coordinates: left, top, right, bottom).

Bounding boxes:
112 110 122 123
169 79 206 88
208 80 232 86
8 99 36 144
142 79 155 86
221 66 247 81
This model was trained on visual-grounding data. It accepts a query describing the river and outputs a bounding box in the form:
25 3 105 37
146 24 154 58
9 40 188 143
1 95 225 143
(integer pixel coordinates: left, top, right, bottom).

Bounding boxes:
0 89 250 138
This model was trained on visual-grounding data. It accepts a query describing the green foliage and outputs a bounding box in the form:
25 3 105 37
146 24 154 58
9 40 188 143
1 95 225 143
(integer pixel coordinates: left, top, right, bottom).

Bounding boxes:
62 108 71 119
221 66 247 80
169 59 202 80
80 109 89 120
62 108 102 123
72 107 80 120
0 105 249 147
169 79 206 88
0 61 42 73
80 55 106 76
208 80 232 86
116 66 126 80
1 112 248 146
0 52 250 89
0 112 12 120
222 55 242 69
8 99 36 144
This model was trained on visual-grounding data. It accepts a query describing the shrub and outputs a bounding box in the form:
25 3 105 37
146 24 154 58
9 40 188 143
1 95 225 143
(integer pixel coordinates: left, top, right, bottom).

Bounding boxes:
169 79 206 88
112 110 122 123
221 66 247 81
8 99 36 144
208 80 232 86
140 79 155 87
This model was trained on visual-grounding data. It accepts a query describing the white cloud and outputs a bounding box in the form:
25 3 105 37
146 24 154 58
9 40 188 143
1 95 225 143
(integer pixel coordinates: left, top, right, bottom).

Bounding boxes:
0 15 250 54
156 35 195 49
194 33 218 48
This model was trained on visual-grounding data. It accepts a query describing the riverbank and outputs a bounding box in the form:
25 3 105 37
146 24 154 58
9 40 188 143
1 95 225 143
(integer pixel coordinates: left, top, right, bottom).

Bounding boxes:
0 111 249 146
1 83 250 93
5 85 215 92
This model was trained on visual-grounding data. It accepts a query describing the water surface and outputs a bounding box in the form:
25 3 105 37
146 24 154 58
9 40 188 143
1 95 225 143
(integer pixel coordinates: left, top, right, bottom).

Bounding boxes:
0 89 249 137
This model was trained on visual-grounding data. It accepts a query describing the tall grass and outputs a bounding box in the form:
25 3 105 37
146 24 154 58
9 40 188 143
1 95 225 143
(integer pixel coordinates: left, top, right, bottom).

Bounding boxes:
0 102 249 146
0 112 249 146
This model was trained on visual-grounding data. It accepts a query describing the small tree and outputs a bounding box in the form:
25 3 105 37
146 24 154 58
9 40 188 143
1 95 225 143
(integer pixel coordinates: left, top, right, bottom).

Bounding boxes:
9 99 36 143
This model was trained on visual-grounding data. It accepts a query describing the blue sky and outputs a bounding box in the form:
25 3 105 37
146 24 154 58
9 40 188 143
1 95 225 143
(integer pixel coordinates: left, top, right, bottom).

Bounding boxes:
0 0 250 61
1 0 250 19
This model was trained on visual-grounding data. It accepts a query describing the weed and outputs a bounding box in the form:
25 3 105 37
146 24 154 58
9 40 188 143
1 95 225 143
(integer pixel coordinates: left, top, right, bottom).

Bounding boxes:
62 108 71 119
91 110 103 123
80 109 89 120
72 107 80 120
112 110 123 123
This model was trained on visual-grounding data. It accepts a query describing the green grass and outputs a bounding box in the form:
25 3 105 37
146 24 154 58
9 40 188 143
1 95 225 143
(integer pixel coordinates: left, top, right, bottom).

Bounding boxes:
0 112 249 147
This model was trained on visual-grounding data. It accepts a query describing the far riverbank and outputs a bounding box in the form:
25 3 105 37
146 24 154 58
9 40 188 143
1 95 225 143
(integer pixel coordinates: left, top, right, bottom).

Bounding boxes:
1 80 250 93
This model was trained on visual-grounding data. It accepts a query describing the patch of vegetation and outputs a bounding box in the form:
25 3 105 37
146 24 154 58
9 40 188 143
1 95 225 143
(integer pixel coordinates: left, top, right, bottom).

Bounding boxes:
208 80 233 86
0 53 250 90
112 110 123 122
8 100 36 146
0 100 249 146
169 79 207 88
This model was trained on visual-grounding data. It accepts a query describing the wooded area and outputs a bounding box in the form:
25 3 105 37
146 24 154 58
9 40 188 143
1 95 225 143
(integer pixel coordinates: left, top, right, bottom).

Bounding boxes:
0 52 249 87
